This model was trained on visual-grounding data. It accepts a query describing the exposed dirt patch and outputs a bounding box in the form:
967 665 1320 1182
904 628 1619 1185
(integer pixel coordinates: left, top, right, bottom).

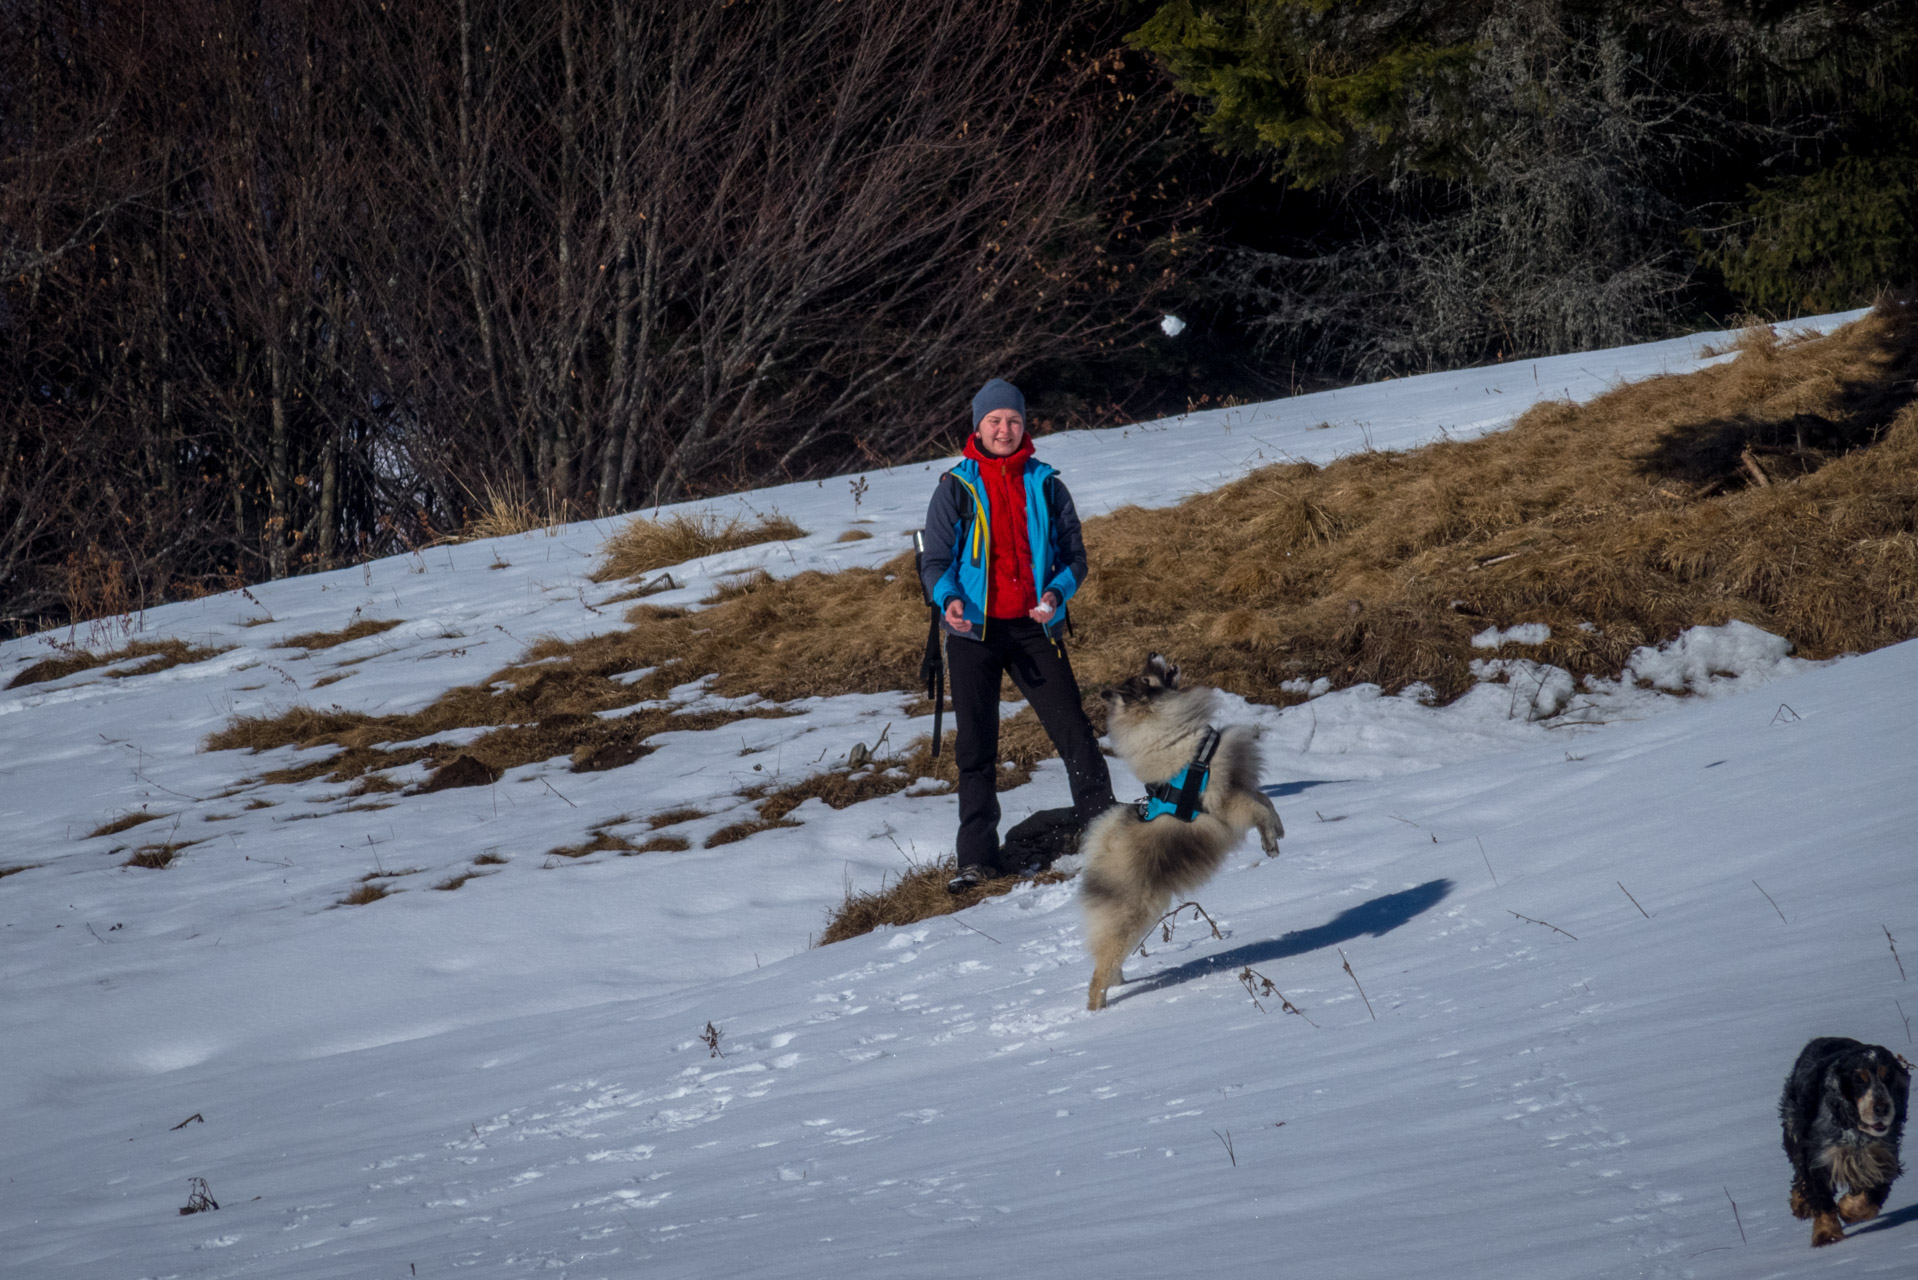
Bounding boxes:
417 754 502 793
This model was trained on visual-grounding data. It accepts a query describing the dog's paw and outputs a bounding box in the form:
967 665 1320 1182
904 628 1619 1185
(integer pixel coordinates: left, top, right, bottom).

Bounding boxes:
1790 1184 1812 1220
1261 837 1281 857
1838 1191 1880 1224
1812 1212 1845 1246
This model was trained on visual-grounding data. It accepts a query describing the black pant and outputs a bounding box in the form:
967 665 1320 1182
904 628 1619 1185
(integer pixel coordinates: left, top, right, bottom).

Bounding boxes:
946 618 1115 870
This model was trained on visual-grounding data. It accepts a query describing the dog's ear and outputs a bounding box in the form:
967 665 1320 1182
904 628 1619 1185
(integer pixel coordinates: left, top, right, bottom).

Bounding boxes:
1164 661 1181 689
1143 653 1181 689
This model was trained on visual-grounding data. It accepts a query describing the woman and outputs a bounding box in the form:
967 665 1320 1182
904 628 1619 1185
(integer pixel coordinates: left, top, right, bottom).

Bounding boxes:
918 378 1116 892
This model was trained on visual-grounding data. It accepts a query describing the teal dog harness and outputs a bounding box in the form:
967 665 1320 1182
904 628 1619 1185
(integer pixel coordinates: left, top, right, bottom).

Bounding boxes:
1137 727 1222 823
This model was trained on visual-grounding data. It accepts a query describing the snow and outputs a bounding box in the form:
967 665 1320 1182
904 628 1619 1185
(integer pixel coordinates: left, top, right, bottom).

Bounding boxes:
1473 622 1553 649
4 309 1912 1278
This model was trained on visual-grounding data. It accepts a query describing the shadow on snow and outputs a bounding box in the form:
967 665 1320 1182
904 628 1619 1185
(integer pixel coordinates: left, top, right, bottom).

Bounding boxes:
1116 878 1454 1003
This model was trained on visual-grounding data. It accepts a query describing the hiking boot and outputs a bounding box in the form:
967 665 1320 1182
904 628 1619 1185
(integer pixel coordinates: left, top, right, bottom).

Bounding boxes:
946 864 990 894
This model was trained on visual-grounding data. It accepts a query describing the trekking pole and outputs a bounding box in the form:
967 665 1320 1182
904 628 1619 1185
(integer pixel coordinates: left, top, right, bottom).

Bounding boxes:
912 532 945 757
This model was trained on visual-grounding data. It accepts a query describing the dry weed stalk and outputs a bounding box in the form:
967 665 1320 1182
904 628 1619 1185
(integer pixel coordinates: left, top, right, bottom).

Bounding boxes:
178 1178 218 1216
701 1021 724 1058
1237 965 1317 1024
1508 910 1577 940
1888 926 1907 982
1338 946 1377 1020
1213 1128 1236 1167
1138 900 1224 956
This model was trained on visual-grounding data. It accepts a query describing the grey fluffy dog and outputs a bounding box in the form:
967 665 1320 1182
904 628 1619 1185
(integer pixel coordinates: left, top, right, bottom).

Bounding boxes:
1081 654 1283 1011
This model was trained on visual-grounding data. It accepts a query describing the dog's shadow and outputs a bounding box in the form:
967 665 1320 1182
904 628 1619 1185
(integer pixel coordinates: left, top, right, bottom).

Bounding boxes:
1847 1201 1918 1239
1116 879 1455 1003
1261 779 1350 799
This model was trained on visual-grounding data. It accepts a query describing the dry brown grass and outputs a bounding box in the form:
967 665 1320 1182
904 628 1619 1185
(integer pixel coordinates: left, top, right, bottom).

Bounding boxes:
473 851 509 865
1045 308 1918 703
89 811 164 838
459 479 569 541
0 863 40 880
819 857 1071 946
520 307 1918 716
594 514 813 587
548 830 639 858
836 528 875 542
704 816 802 848
8 639 230 689
592 511 807 582
311 672 351 689
434 871 483 890
648 808 708 828
284 618 403 650
338 882 390 905
202 663 796 792
124 840 196 869
702 569 776 604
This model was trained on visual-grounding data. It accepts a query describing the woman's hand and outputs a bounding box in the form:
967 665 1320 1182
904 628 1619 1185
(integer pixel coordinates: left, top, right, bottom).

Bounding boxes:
1027 591 1059 624
944 598 972 634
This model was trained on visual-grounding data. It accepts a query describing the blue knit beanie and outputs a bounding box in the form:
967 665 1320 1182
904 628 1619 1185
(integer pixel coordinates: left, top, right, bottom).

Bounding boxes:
970 378 1026 432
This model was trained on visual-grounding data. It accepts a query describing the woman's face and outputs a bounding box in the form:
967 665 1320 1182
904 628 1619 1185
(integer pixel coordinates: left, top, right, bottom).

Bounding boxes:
976 408 1026 457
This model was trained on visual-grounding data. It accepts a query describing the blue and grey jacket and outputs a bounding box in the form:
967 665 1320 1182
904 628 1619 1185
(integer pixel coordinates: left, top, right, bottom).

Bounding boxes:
917 456 1087 642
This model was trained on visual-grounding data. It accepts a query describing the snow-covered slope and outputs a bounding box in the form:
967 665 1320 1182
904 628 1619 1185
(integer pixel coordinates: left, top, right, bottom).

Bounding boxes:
5 311 1912 1278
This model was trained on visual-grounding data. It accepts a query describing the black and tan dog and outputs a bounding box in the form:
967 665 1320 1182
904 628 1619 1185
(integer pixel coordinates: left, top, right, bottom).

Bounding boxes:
1780 1036 1909 1246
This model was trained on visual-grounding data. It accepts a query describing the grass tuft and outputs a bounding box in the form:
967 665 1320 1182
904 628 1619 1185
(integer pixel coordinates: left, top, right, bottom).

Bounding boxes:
338 882 390 905
8 639 229 689
592 511 806 582
704 816 802 848
284 618 403 650
459 478 569 541
547 831 639 858
648 808 708 829
0 863 41 880
626 835 691 854
124 841 195 869
819 857 1070 946
90 811 164 838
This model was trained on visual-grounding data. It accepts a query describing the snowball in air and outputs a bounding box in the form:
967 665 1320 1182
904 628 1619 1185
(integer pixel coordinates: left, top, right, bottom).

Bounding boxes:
1160 314 1187 337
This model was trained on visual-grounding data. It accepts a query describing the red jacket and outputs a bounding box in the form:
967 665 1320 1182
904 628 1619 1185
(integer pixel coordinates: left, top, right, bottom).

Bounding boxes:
962 433 1041 619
